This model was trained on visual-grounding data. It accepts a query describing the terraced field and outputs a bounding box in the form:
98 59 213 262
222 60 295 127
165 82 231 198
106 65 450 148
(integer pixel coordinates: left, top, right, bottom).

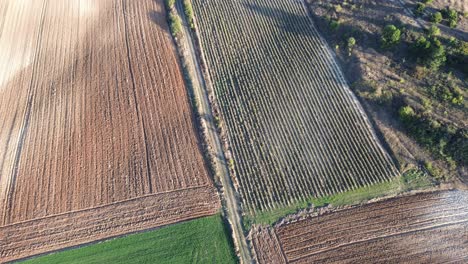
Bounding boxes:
251 191 468 263
0 0 218 261
192 0 399 212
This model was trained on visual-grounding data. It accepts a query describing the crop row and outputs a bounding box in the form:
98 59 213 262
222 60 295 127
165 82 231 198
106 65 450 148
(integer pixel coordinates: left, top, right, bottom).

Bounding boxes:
193 0 398 212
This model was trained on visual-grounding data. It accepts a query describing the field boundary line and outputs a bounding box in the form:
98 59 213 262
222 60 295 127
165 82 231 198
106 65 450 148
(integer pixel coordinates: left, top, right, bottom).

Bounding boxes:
0 184 211 228
174 1 253 263
288 217 468 262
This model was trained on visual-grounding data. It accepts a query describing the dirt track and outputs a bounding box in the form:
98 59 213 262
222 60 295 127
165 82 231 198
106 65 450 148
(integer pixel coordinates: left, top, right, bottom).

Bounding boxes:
252 191 468 263
0 0 219 261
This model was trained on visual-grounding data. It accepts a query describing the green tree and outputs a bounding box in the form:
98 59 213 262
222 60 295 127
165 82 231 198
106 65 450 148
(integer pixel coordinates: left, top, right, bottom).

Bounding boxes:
428 39 446 70
381 25 401 48
431 12 443 23
427 25 440 37
443 7 458 28
399 106 415 124
347 37 356 55
414 3 426 17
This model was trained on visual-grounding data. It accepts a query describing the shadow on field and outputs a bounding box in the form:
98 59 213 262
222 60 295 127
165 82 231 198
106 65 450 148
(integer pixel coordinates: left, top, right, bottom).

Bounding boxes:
148 9 169 32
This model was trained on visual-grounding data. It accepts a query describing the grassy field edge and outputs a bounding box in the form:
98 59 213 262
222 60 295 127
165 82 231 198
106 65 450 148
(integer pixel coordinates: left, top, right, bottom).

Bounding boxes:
244 169 434 228
19 214 237 264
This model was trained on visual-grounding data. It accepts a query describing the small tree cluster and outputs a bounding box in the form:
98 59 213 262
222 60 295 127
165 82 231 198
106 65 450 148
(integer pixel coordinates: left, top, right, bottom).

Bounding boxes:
431 12 443 23
442 7 459 28
414 3 426 17
412 34 446 70
381 25 401 49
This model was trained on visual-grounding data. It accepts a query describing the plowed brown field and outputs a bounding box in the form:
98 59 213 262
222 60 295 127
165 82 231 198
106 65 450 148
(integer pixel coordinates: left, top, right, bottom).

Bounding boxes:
0 0 219 261
252 191 468 263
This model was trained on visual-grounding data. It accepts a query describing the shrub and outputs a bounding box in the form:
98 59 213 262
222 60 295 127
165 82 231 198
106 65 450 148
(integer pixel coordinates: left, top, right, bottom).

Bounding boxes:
381 25 401 48
399 106 415 124
183 0 195 29
414 3 426 17
422 0 433 4
330 19 340 31
431 12 443 23
347 37 356 55
427 39 446 70
412 36 446 70
427 25 440 37
165 0 176 9
442 7 458 28
169 13 182 36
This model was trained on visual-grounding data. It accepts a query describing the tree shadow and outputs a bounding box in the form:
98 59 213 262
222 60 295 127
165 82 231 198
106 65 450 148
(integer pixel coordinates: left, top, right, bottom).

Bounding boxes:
147 9 169 32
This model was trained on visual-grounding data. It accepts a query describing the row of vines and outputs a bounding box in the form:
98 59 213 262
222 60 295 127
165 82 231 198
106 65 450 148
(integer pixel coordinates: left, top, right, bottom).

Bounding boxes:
192 0 399 213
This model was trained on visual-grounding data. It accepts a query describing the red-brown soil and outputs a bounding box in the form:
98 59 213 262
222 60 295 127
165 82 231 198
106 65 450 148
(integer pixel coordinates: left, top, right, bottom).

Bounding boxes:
0 0 219 261
251 191 468 263
1 186 219 263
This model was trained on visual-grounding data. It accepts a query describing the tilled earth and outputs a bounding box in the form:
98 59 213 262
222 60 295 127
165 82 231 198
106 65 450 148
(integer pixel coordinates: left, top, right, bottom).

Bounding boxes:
0 0 219 261
252 191 468 263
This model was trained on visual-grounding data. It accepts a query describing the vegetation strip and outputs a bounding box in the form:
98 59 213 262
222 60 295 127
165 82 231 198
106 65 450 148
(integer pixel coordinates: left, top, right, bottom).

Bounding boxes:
19 214 237 264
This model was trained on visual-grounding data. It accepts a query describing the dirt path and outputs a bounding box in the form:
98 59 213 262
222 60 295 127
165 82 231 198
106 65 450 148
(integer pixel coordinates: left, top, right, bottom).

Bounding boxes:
174 2 252 263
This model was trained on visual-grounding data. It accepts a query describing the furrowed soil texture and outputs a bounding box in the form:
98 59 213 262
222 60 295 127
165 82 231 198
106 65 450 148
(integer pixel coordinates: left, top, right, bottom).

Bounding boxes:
192 0 399 212
251 190 468 263
0 0 219 261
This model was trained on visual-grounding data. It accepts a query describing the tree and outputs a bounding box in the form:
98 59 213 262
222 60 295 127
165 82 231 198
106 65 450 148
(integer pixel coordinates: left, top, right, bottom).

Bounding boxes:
381 25 401 48
427 25 440 37
414 3 426 17
443 7 458 28
347 37 356 55
427 39 446 70
399 106 415 124
431 12 443 23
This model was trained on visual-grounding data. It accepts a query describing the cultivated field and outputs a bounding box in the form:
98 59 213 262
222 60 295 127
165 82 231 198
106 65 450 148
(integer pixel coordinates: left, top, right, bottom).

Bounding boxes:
251 190 468 263
22 214 236 264
192 0 399 212
0 0 218 261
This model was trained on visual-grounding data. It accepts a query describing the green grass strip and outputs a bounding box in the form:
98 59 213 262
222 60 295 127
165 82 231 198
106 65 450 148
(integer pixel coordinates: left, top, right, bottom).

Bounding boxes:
20 214 237 264
244 169 434 228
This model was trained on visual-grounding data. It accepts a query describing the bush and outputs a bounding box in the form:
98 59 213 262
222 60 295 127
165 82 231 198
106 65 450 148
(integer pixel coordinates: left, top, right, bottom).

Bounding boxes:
329 19 340 31
398 107 467 169
422 0 433 4
447 39 468 74
442 7 458 28
412 36 446 70
414 3 426 17
183 0 195 29
381 25 401 48
431 12 443 23
427 25 440 37
169 13 182 36
427 39 446 70
347 37 356 55
165 0 176 9
399 106 415 124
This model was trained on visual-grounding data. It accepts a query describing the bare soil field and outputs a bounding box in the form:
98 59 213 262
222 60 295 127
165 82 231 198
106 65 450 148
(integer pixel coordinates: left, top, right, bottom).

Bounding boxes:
0 0 219 261
1 186 219 263
251 190 468 263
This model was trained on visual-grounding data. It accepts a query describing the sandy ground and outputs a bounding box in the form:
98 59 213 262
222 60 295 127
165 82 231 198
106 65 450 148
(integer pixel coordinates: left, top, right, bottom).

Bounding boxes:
252 190 468 263
0 0 219 261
